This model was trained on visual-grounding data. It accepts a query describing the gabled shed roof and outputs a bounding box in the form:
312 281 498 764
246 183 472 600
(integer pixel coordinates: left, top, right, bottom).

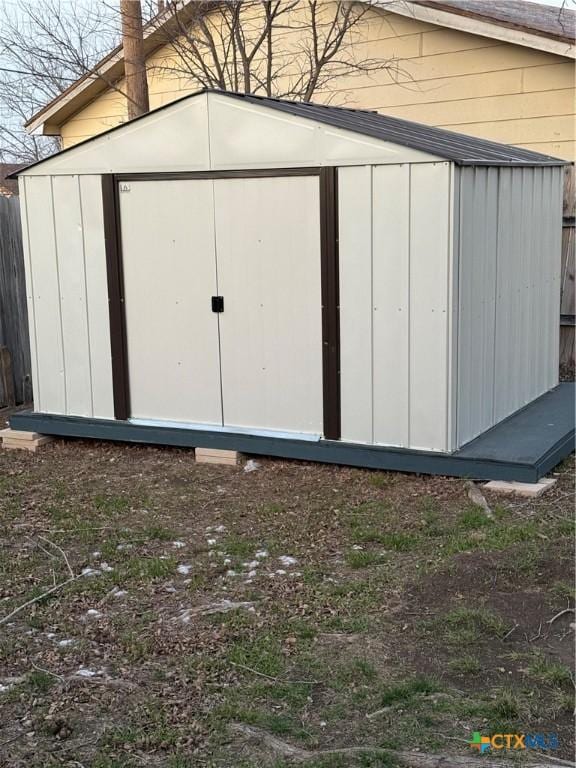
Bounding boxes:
12 89 565 178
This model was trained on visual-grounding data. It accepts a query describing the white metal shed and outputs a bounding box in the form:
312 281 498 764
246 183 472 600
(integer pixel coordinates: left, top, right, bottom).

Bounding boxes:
11 90 573 480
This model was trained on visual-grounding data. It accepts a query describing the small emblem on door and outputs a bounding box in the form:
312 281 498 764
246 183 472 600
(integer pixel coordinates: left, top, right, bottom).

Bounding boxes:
120 183 131 192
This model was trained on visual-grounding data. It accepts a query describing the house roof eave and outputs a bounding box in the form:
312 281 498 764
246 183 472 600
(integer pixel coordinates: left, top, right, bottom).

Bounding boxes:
380 0 575 58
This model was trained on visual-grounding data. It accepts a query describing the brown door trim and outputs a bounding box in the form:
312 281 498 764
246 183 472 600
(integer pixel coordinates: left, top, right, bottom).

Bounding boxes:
103 168 340 437
114 168 322 183
319 167 341 440
102 174 130 420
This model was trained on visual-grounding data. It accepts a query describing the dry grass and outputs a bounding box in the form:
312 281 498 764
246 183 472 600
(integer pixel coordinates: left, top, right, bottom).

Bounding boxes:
0 436 573 767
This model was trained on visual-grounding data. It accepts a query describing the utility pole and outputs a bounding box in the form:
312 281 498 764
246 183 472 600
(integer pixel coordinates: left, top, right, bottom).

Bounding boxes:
120 0 150 120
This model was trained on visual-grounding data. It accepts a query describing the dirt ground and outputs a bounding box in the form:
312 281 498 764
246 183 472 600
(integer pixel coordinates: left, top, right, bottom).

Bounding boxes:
0 428 574 767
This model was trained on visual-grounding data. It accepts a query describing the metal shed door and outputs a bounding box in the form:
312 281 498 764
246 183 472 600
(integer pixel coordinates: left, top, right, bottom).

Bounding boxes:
214 176 323 435
119 180 223 425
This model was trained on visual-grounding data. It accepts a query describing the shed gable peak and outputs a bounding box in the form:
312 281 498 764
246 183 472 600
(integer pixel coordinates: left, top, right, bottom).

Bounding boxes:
18 91 444 178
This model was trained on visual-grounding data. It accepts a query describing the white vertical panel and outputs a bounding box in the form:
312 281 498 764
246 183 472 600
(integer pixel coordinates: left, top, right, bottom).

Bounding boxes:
537 169 549 393
446 164 460 452
120 180 222 424
52 175 92 416
456 167 498 446
372 164 410 446
18 180 41 411
482 168 499 425
549 167 563 387
540 168 554 394
215 176 323 434
338 166 373 443
518 168 533 407
531 168 547 400
456 169 473 442
493 168 516 421
509 169 524 409
79 175 115 419
24 176 66 413
409 163 451 451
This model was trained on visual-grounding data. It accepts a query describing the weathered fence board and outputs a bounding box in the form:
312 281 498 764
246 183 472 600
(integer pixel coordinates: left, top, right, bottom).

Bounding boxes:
560 166 575 372
0 195 32 405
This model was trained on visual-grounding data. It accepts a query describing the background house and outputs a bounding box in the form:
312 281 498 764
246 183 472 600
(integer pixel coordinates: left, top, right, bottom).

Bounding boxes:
26 0 575 159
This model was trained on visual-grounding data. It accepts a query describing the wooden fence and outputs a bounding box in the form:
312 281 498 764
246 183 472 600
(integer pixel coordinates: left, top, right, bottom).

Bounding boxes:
560 166 575 373
0 195 32 406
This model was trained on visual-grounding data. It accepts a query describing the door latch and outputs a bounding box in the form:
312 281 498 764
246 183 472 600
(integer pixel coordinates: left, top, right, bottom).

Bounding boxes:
211 296 224 313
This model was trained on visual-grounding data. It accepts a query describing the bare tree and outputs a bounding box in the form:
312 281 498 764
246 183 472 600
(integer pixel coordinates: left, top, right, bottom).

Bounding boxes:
0 0 122 162
151 1 403 102
0 76 59 163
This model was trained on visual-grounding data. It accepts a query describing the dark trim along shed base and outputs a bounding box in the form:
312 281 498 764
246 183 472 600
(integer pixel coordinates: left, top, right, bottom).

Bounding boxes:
10 384 574 482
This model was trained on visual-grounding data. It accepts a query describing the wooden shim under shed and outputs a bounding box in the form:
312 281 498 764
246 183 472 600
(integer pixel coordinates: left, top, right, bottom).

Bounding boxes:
0 427 53 452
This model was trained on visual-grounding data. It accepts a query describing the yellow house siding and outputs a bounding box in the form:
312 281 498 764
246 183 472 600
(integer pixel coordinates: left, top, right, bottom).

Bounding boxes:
378 90 573 125
58 8 575 161
420 28 501 55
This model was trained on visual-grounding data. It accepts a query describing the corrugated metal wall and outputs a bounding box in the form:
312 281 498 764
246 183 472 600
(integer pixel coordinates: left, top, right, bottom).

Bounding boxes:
19 175 114 418
339 161 457 452
456 165 563 446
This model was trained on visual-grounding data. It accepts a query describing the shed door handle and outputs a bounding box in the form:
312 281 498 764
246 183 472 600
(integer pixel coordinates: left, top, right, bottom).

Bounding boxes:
212 296 224 313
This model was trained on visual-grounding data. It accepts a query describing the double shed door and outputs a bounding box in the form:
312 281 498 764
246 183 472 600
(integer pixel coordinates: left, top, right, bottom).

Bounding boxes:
119 174 324 435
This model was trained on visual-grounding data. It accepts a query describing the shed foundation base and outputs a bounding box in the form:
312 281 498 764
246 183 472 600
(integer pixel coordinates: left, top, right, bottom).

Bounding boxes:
7 384 574 482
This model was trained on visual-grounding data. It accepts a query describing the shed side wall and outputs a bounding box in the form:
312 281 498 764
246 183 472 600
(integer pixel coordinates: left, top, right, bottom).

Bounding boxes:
20 175 114 418
456 165 563 447
339 161 455 452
